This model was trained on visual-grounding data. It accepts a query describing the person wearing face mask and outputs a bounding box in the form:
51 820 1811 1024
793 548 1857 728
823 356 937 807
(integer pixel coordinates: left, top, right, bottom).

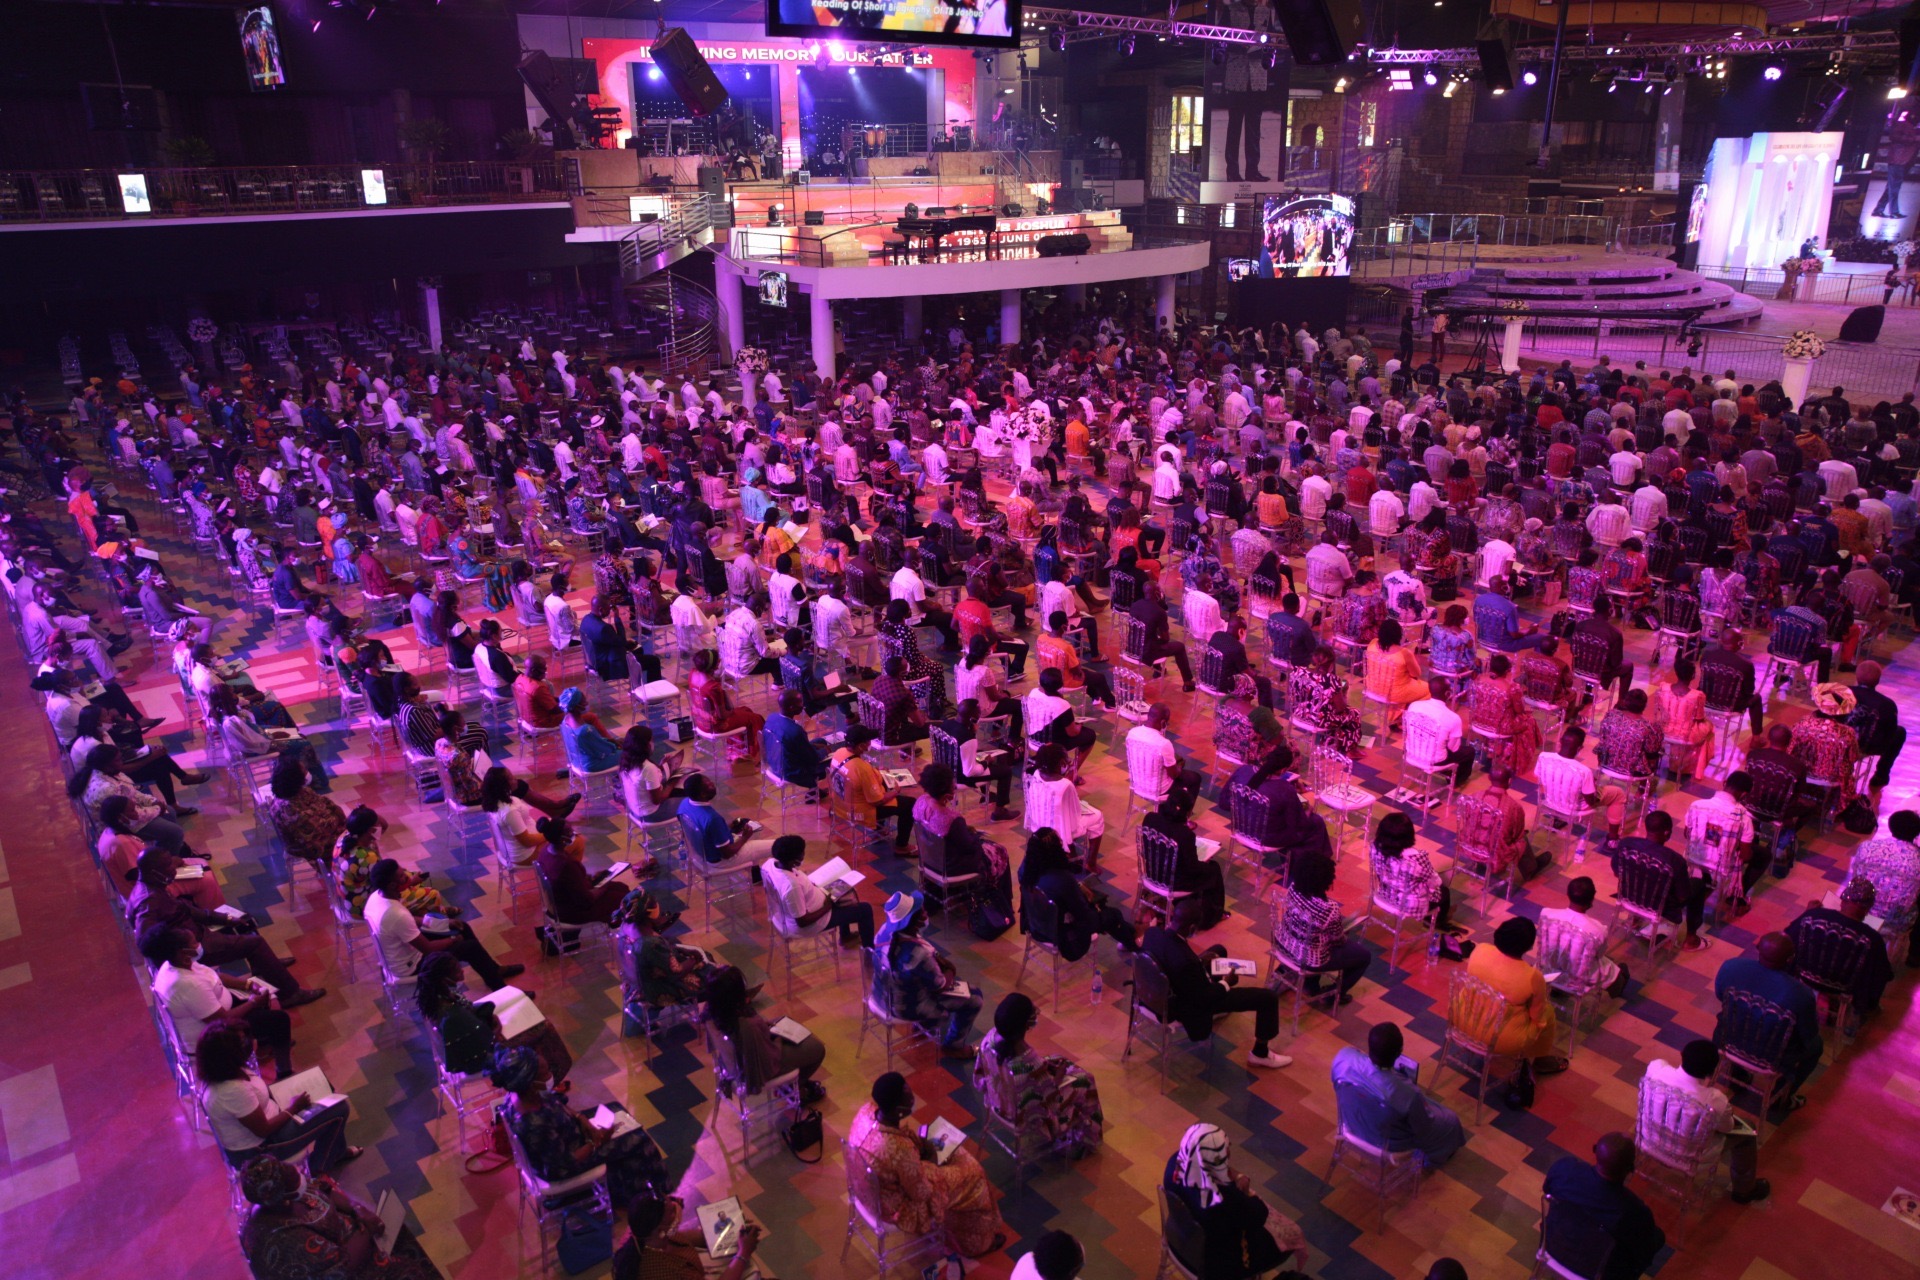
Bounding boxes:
847 1071 1006 1257
237 1154 443 1280
613 1192 761 1280
141 925 297 1076
196 1022 361 1172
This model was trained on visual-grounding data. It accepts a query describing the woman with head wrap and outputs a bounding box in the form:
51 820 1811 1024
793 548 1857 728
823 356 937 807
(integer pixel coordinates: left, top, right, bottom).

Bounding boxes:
237 1154 443 1280
1162 1123 1304 1279
870 890 982 1057
491 1044 667 1207
971 993 1104 1159
416 952 572 1083
847 1071 1005 1257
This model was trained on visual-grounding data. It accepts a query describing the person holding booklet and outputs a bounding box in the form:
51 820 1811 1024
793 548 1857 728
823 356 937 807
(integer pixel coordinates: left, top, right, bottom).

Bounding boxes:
706 964 827 1102
533 813 637 928
677 773 775 871
760 834 876 948
414 953 573 1085
195 1022 361 1172
847 1071 1005 1258
491 1044 669 1207
613 1193 762 1280
828 726 917 850
972 993 1105 1159
142 925 297 1076
237 1155 444 1280
1017 828 1138 960
871 890 983 1057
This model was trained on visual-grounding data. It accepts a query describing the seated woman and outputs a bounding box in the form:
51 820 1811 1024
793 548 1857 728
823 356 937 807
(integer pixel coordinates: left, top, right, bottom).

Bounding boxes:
71 744 193 852
618 725 685 824
491 1045 667 1207
558 686 623 774
207 685 330 792
871 890 983 1058
613 889 719 1029
613 1193 762 1280
416 952 572 1084
1163 1123 1305 1280
1273 849 1371 1002
1426 605 1479 679
910 763 1013 916
189 643 294 727
1140 796 1228 933
264 756 346 870
99 797 222 910
67 706 210 811
972 992 1104 1159
688 649 764 763
848 1071 1005 1258
1461 916 1569 1105
479 764 582 867
781 626 857 718
197 1022 361 1172
1018 828 1137 960
1369 811 1461 940
1363 617 1430 726
142 924 294 1077
436 590 478 670
237 1155 442 1280
706 963 826 1104
534 813 637 927
1227 742 1333 876
1462 653 1541 776
333 805 454 918
1652 655 1713 779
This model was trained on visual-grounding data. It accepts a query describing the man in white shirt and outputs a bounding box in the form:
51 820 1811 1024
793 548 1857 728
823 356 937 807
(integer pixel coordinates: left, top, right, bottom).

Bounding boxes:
1630 481 1669 533
1152 451 1184 501
767 559 803 628
1585 495 1632 548
1010 1231 1084 1280
1304 532 1355 600
922 438 949 488
1298 471 1333 521
760 833 875 945
1608 447 1641 488
1123 704 1199 809
1403 692 1473 788
1685 775 1760 891
365 858 521 987
1369 486 1406 540
1641 1041 1768 1202
1817 457 1859 501
142 925 298 1073
1182 579 1224 645
1535 725 1627 838
1538 875 1629 997
543 575 580 650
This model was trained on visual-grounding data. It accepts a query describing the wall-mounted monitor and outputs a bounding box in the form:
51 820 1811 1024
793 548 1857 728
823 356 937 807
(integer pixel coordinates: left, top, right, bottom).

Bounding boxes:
238 6 287 91
1257 194 1354 278
758 271 790 308
768 0 1019 50
360 169 388 206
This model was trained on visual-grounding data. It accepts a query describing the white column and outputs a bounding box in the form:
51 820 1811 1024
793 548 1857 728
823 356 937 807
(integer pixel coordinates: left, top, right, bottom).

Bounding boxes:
420 283 442 353
810 290 836 380
1155 275 1177 330
1000 288 1022 348
902 294 923 343
714 266 745 362
1501 317 1525 374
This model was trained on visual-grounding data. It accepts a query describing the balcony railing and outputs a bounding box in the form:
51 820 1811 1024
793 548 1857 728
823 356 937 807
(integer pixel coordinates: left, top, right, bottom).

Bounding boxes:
0 161 571 223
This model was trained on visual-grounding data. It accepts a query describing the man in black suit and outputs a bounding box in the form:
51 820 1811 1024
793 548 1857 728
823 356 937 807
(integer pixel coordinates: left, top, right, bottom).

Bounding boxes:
1129 581 1195 691
1541 1133 1666 1280
1139 924 1290 1068
1206 613 1272 708
1851 660 1907 789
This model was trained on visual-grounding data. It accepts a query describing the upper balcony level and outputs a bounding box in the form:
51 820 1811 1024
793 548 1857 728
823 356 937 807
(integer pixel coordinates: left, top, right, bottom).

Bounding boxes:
0 161 572 228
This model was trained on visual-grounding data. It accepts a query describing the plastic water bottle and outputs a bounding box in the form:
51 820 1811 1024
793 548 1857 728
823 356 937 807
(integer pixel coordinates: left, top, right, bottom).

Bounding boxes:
1090 967 1104 1004
1427 929 1443 964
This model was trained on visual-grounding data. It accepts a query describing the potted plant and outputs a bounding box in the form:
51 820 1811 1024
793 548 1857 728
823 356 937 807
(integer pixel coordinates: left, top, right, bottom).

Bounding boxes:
499 127 547 194
397 117 452 202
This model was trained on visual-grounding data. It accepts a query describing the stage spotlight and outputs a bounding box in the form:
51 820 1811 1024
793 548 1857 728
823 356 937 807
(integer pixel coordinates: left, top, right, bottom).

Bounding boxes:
1264 48 1281 71
1443 79 1457 97
1049 28 1067 53
311 18 321 31
1607 79 1618 93
1118 35 1135 56
647 66 662 81
1891 85 1910 100
1422 64 1437 86
1522 69 1537 85
1258 32 1270 44
1334 75 1348 92
1763 65 1783 81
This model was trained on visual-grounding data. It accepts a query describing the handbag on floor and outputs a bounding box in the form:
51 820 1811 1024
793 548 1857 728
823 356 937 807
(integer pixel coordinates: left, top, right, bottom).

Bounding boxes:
555 1208 614 1275
784 1107 824 1163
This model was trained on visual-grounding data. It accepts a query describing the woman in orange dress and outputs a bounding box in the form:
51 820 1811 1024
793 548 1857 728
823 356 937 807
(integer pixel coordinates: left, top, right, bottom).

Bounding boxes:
1363 617 1430 713
1652 655 1713 779
847 1072 1003 1258
687 649 762 762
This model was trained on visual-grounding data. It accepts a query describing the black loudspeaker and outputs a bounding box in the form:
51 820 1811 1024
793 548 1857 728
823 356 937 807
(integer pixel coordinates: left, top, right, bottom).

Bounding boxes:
1002 203 1024 216
554 57 601 96
1271 0 1366 66
925 206 949 217
651 28 729 117
1476 33 1516 93
1901 19 1920 91
81 83 160 131
1037 233 1091 257
696 165 726 200
517 52 580 142
803 209 825 226
1840 304 1886 343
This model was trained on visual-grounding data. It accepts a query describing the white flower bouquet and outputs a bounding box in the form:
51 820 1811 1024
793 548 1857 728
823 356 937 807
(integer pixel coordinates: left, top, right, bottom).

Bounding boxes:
187 317 218 343
733 346 769 376
1782 330 1826 360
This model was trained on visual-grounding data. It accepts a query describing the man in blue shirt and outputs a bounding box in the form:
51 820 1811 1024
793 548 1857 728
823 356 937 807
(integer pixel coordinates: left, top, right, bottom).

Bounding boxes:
1712 931 1824 1108
1264 593 1318 667
1330 1023 1466 1169
1472 576 1548 652
1541 1133 1665 1280
677 773 772 870
763 690 824 791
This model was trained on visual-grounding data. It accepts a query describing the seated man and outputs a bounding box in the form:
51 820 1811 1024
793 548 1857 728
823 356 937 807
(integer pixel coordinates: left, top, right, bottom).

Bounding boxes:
1785 876 1894 1018
1641 1040 1771 1205
1611 809 1710 954
676 773 774 871
1141 796 1227 933
1141 923 1291 1069
1538 876 1631 998
1541 1134 1667 1280
365 858 524 990
1331 1022 1467 1169
1712 932 1824 1118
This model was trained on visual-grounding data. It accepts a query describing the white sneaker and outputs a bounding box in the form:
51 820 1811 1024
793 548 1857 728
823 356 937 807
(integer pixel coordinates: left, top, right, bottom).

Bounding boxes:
1248 1049 1294 1069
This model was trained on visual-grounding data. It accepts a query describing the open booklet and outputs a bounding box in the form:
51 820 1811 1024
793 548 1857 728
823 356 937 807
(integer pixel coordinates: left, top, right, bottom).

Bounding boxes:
588 1105 643 1139
374 1190 406 1256
474 986 548 1041
880 768 918 790
698 1196 748 1257
921 1116 967 1166
1209 958 1259 978
1194 837 1222 864
268 1066 344 1113
767 1017 810 1045
808 856 866 898
592 861 632 886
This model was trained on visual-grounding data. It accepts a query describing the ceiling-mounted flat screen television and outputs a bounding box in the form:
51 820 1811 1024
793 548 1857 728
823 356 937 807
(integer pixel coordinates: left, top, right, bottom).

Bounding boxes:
768 0 1020 50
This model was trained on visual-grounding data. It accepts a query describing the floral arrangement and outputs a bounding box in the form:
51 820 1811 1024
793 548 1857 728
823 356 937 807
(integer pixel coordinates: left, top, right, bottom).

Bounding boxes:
1896 239 1919 265
1780 257 1824 274
1782 330 1826 360
186 317 218 343
733 346 768 375
1002 401 1054 453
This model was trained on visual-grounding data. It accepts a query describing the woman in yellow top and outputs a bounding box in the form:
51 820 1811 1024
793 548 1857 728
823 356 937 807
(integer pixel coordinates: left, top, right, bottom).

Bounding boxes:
828 725 914 852
1363 618 1429 708
1064 417 1090 460
1461 917 1568 1098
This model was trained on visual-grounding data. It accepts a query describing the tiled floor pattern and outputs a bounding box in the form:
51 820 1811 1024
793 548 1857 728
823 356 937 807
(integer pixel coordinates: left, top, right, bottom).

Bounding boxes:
1 470 1918 1280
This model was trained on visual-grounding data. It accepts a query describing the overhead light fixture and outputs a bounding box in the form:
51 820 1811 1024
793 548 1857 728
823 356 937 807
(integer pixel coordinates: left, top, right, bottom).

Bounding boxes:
1258 31 1270 44
1491 86 1505 95
1522 69 1537 85
1763 65 1783 81
1049 28 1067 52
1891 85 1909 100
1117 35 1135 55
1422 64 1437 86
1608 80 1618 93
1334 76 1348 92
1443 79 1458 97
